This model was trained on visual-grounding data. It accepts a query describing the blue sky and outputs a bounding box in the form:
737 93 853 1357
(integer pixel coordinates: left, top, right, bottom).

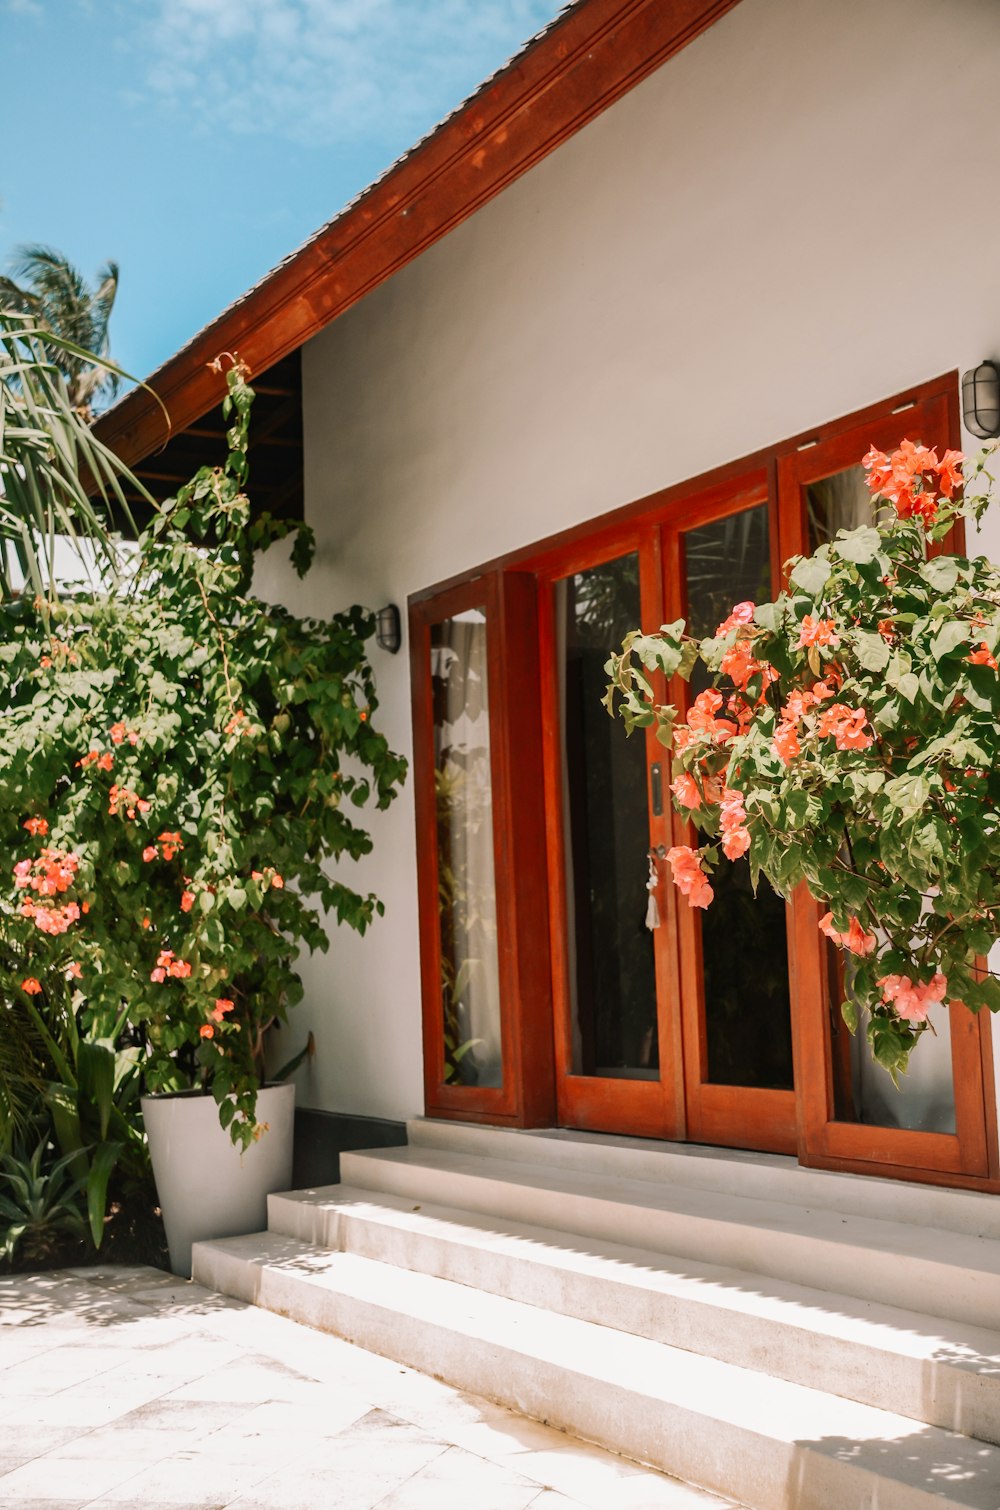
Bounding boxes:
1 0 561 384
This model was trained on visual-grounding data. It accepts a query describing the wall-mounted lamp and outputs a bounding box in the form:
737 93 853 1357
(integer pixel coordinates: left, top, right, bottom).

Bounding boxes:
375 603 402 654
961 360 1000 439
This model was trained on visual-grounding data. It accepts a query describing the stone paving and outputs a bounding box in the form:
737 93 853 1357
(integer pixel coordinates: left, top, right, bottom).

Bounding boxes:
0 1265 742 1509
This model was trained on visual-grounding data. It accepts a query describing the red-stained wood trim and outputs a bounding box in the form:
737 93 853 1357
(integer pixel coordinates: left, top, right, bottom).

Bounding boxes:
780 388 998 1182
411 570 556 1125
537 526 682 1138
410 573 520 1121
667 475 798 1156
493 572 557 1124
95 0 742 469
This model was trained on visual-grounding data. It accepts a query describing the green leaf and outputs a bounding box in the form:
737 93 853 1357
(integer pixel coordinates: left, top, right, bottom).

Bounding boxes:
789 557 832 596
930 621 970 661
834 526 880 564
851 630 890 673
919 555 961 592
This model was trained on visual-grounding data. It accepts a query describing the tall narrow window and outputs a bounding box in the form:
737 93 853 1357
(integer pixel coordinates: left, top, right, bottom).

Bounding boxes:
431 611 503 1088
682 505 794 1091
557 553 658 1079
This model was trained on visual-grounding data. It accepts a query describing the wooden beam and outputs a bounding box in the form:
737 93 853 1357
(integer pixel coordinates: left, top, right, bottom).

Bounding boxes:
94 0 741 471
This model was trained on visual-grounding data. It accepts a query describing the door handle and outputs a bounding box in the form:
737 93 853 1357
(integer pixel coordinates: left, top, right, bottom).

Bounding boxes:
650 762 663 817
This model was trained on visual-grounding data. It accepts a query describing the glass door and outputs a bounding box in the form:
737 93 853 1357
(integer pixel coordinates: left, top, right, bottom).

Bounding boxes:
667 487 799 1154
541 532 684 1138
778 406 995 1179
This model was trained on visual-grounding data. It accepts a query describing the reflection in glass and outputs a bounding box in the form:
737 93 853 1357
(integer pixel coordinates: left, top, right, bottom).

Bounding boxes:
827 947 956 1133
808 471 958 1133
806 464 873 553
431 612 502 1088
558 555 658 1078
683 506 795 1090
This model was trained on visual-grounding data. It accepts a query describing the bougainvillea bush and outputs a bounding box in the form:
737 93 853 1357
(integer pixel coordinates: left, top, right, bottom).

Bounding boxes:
1 361 407 1153
606 439 1000 1079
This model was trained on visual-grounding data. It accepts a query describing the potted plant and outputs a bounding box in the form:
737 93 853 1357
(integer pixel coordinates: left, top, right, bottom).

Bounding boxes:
0 357 407 1274
606 438 1000 1079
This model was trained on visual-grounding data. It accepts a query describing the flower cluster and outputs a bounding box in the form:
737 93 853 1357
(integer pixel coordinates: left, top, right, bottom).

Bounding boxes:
606 437 1000 1072
862 439 963 529
150 949 192 983
108 784 150 820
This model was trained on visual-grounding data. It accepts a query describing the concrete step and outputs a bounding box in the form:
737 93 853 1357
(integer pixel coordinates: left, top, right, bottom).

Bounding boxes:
406 1118 1000 1240
337 1144 1000 1332
265 1182 1000 1446
191 1231 1000 1510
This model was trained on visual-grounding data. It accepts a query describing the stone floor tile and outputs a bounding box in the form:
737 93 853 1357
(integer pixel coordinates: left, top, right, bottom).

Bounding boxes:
1 1393 139 1430
44 1424 200 1462
99 1397 248 1435
0 1424 84 1474
165 1359 319 1405
0 1452 148 1502
190 1396 373 1459
373 1443 542 1510
527 1494 594 1510
92 1455 273 1506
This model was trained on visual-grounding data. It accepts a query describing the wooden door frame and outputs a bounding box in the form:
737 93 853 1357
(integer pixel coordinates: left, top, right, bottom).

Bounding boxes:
536 524 686 1138
664 472 798 1155
410 572 555 1126
775 386 998 1185
409 368 1000 1188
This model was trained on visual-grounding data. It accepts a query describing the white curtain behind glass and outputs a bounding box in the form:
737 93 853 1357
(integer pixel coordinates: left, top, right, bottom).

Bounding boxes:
432 612 503 1088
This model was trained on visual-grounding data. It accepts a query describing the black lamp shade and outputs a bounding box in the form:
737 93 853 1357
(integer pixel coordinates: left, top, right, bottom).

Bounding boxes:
961 361 1000 440
375 603 402 654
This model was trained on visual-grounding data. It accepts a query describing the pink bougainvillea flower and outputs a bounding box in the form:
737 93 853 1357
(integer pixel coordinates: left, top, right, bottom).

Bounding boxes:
158 831 183 861
150 967 166 983
720 641 776 693
715 600 755 636
862 445 893 494
225 710 248 736
772 722 801 766
894 439 939 478
936 448 965 500
109 721 140 746
819 912 877 957
687 689 738 743
796 616 840 650
271 874 284 889
968 642 998 670
180 890 195 913
817 703 874 751
719 787 751 861
97 752 114 772
21 977 42 995
199 1024 215 1039
23 816 48 837
666 845 714 909
670 772 702 810
142 846 158 863
878 971 947 1024
211 997 235 1023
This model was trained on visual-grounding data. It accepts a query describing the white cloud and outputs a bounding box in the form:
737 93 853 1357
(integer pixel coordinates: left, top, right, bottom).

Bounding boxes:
138 0 562 149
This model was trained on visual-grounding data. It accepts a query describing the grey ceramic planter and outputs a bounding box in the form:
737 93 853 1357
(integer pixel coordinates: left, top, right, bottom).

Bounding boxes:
142 1082 295 1278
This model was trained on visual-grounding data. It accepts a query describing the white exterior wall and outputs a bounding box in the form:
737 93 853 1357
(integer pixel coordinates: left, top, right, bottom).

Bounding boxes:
259 0 1000 1123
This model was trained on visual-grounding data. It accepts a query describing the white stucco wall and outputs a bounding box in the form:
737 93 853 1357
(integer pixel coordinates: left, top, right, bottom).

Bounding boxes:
258 0 1000 1124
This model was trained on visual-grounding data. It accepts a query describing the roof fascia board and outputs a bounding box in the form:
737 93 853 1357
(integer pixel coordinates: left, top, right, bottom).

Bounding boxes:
96 0 741 467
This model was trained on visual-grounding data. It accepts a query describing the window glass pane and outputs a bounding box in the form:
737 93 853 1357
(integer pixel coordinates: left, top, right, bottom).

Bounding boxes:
806 463 873 553
431 612 502 1088
557 555 658 1078
683 506 795 1090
